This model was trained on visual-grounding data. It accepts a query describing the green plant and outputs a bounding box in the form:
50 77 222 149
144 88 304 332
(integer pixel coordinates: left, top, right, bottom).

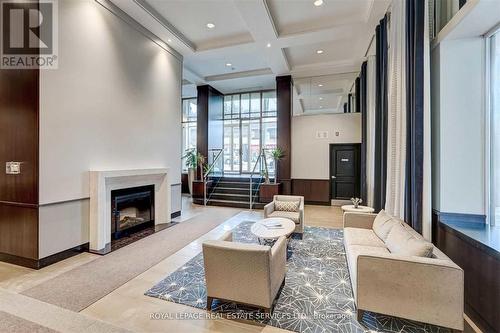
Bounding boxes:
181 149 198 169
270 147 285 161
270 147 285 184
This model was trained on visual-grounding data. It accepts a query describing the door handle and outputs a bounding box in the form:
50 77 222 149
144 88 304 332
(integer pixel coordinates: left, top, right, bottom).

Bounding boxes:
331 176 336 179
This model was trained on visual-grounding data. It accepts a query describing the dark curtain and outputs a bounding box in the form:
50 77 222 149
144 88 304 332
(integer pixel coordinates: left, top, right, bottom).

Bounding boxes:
373 15 388 212
358 62 368 202
405 0 424 233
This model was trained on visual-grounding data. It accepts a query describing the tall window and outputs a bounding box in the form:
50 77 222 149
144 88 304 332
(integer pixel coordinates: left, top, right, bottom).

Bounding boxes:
489 31 500 225
223 91 277 174
182 98 197 172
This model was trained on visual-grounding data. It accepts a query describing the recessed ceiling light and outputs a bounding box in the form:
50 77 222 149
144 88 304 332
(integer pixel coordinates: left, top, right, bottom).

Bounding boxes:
316 49 324 54
226 63 232 67
266 42 271 48
314 0 324 6
319 106 323 108
318 84 323 87
319 97 323 100
167 39 172 43
206 23 215 29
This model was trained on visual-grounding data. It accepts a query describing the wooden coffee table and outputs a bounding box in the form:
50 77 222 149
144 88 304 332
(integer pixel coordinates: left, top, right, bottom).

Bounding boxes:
251 218 295 245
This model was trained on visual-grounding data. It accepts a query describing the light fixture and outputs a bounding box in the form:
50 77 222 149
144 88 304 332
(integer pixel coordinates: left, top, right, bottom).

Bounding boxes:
316 49 324 54
167 39 172 43
319 97 323 100
226 63 232 67
318 84 323 87
266 42 271 48
206 23 215 29
319 106 323 108
314 0 324 6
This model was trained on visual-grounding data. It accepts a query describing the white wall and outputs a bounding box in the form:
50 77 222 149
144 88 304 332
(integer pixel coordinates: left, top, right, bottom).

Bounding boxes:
291 113 362 179
431 38 486 215
39 0 182 204
38 0 182 257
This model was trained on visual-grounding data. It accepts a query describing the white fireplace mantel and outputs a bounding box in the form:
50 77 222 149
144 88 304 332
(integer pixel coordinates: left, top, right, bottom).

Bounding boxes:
89 168 170 254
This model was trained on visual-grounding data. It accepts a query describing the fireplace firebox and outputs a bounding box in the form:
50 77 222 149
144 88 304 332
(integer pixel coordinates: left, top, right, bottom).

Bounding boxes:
111 185 155 239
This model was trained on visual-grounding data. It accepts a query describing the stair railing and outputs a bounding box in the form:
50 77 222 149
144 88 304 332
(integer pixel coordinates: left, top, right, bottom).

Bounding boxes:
249 149 269 210
203 148 224 206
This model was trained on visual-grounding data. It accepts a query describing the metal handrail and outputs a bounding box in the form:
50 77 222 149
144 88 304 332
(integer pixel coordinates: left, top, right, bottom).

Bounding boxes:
203 148 224 206
249 149 270 210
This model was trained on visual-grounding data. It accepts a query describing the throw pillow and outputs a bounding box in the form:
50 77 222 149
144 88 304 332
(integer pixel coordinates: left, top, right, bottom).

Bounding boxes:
275 200 300 212
386 222 434 257
372 209 399 241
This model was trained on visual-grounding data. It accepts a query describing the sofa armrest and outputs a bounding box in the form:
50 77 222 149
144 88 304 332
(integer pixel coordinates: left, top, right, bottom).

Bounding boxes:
343 212 376 229
264 201 275 218
219 231 233 242
270 236 287 301
356 253 464 330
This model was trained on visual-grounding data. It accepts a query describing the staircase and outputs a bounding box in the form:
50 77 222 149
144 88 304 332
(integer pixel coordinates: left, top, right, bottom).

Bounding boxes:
193 176 266 209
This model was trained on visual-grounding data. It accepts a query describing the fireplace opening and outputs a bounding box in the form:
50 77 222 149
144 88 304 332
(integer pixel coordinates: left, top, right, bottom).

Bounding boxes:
111 185 154 240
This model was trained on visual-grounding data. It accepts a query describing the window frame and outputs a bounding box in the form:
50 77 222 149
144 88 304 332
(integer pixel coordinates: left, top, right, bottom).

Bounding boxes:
486 27 500 226
181 97 197 173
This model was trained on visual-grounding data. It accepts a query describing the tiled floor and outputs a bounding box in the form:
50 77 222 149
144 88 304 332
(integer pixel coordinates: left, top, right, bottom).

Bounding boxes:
0 198 477 333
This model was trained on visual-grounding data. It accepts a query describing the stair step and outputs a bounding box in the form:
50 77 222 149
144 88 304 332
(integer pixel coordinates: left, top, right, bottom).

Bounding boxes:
207 199 265 209
212 187 253 195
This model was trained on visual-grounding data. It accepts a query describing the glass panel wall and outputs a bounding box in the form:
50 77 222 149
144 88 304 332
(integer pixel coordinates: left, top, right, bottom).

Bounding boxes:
182 98 197 172
223 91 277 174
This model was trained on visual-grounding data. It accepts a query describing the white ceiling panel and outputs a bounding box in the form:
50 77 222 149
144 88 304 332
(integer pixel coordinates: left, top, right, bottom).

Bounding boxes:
145 0 254 50
267 0 370 36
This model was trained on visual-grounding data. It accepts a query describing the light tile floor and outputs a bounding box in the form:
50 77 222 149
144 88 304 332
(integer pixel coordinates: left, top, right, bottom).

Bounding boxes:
0 197 478 333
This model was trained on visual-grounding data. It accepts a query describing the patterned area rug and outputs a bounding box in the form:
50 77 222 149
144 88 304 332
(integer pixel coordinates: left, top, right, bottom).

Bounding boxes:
145 222 450 333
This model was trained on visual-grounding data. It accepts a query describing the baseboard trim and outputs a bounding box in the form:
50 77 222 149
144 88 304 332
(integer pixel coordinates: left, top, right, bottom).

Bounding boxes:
304 201 331 206
39 243 90 268
0 252 39 269
0 242 89 269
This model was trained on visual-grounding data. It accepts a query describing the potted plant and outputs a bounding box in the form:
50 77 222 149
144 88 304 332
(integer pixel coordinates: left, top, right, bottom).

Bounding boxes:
197 153 206 181
270 147 285 184
182 149 198 195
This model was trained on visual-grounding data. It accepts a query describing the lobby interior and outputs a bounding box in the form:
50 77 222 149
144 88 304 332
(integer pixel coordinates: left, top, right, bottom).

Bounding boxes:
0 0 499 332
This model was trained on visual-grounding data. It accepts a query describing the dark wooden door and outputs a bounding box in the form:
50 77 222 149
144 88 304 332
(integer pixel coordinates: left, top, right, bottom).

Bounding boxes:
330 144 360 200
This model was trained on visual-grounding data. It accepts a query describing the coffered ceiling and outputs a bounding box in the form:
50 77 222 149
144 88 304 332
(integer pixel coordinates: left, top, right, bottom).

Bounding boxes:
108 0 389 101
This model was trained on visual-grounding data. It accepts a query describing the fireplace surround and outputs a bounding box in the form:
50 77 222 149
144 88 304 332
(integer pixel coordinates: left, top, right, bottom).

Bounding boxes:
89 169 170 254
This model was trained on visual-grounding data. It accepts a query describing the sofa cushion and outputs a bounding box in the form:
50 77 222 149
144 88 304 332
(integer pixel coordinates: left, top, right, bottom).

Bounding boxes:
346 245 390 300
344 227 386 248
385 222 434 257
269 211 300 224
372 210 399 241
275 200 300 212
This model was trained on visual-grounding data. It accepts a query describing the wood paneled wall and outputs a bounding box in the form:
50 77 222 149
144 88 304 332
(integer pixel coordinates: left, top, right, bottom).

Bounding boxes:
433 213 500 333
276 75 292 194
0 69 40 263
292 179 330 205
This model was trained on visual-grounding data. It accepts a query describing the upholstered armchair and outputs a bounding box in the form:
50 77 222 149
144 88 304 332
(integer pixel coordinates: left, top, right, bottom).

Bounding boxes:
264 195 304 234
202 231 287 313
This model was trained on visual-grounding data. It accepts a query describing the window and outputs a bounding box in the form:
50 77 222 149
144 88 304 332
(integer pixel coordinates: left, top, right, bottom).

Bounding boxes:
489 31 500 225
182 98 197 172
222 91 277 174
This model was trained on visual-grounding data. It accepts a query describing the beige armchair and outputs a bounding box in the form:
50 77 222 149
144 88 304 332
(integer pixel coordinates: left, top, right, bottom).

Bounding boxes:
202 231 287 313
264 195 304 234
